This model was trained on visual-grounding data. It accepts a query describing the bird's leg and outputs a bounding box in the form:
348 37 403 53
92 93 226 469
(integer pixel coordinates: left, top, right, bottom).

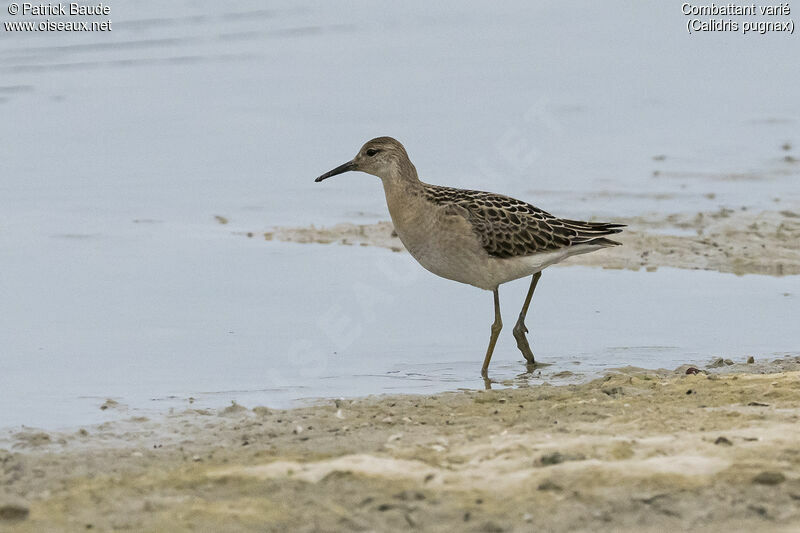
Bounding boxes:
481 288 503 378
513 272 542 365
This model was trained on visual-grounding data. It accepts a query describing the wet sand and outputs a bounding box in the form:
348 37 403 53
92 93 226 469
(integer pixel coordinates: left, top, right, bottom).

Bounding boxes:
260 208 800 277
3 358 800 532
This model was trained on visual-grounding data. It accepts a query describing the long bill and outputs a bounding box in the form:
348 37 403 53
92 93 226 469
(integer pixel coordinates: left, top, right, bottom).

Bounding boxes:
315 161 355 182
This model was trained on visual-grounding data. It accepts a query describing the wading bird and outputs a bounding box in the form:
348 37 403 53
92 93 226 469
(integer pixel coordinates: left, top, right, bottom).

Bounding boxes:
315 137 623 377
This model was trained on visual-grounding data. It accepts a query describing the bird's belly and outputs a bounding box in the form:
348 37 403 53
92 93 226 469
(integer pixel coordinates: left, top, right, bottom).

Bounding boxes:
391 210 496 290
394 215 572 290
407 240 489 288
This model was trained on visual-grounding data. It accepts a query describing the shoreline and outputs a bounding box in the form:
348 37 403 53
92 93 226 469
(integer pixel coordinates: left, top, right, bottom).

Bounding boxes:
3 357 800 531
3 208 799 531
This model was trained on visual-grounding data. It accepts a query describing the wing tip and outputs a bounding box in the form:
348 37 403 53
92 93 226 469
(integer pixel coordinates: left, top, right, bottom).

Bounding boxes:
586 237 623 247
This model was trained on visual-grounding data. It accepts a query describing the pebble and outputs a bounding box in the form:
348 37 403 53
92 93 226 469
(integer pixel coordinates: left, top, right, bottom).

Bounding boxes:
538 480 563 491
753 471 785 485
540 452 564 466
0 504 29 521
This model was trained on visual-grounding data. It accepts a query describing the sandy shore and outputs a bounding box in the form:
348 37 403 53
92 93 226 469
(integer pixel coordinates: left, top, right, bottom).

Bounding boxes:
260 208 800 276
3 357 800 532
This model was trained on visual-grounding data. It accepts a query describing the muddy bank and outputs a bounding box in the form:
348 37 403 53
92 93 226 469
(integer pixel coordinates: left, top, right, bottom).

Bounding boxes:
3 358 800 532
258 208 800 276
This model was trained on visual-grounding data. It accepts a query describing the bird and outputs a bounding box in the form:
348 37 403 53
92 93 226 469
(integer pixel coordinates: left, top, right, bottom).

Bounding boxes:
315 137 624 377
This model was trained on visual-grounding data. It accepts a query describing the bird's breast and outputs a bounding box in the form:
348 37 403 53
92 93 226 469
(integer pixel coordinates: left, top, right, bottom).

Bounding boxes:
383 191 494 289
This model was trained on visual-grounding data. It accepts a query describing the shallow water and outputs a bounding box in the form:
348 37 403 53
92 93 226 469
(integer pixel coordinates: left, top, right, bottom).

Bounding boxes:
2 239 798 429
1 0 798 234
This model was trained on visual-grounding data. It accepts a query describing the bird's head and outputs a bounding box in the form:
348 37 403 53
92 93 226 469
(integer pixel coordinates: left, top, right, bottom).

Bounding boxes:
315 137 416 183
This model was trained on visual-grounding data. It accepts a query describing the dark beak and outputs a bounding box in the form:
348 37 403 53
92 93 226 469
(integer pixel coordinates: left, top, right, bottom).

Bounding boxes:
315 161 356 182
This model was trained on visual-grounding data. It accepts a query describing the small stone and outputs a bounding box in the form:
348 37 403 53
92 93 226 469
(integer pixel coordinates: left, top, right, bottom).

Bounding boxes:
714 436 733 446
707 357 725 368
723 359 734 366
100 399 118 410
753 471 785 485
540 452 564 466
746 356 755 364
0 504 29 521
537 480 563 491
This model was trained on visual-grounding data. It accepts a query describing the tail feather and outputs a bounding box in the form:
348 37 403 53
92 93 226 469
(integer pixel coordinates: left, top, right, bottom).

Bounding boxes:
561 219 625 233
558 219 625 248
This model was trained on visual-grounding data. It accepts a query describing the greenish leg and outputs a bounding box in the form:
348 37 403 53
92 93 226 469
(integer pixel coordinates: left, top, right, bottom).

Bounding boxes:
481 288 503 377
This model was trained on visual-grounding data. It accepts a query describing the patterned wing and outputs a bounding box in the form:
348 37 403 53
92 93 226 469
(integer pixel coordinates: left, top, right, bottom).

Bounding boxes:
424 185 624 258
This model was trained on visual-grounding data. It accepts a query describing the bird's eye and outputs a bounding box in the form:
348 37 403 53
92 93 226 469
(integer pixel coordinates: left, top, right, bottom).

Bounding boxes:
366 148 379 157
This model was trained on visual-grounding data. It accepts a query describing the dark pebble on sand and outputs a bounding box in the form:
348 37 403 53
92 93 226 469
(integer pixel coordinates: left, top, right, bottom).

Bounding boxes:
0 504 29 521
753 471 785 485
538 480 563 491
540 452 565 465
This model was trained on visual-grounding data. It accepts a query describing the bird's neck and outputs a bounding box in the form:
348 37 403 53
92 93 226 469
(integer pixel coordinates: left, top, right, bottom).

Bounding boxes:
381 172 427 236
